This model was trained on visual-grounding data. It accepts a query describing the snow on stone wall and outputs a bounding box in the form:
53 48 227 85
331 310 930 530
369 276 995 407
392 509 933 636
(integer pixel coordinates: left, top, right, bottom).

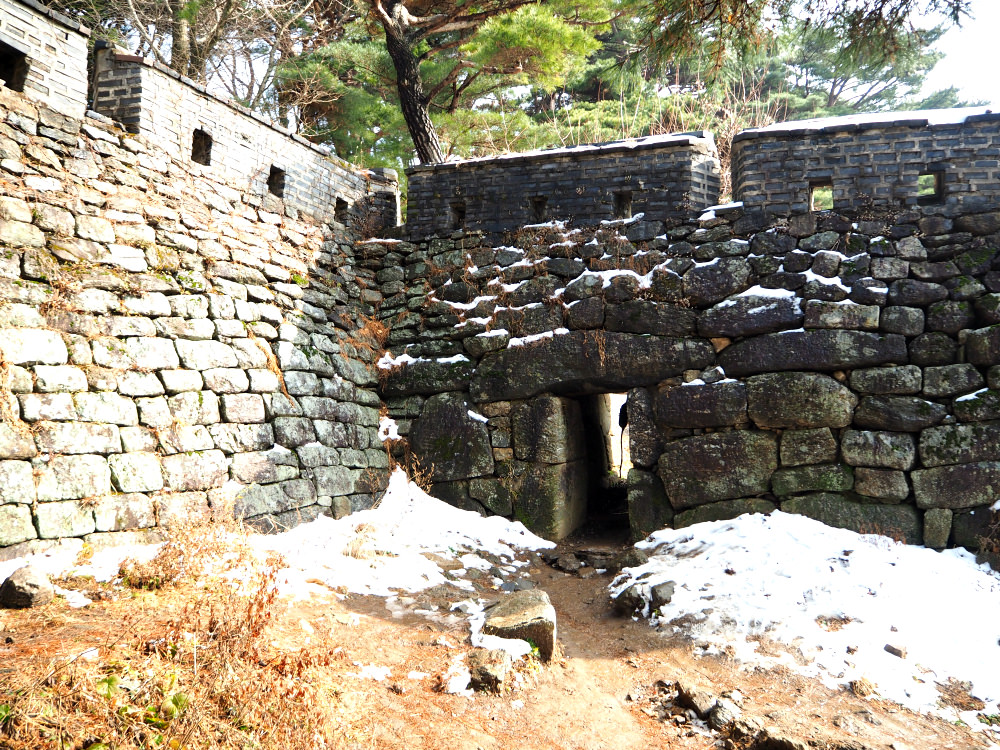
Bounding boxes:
379 204 1000 549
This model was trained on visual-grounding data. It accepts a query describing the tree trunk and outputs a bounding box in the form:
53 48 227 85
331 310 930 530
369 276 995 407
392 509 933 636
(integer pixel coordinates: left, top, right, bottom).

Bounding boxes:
379 6 445 164
171 8 191 76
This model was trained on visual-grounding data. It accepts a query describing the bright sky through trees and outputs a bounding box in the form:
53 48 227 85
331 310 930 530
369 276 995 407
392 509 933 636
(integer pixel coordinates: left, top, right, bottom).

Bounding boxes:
922 0 1000 106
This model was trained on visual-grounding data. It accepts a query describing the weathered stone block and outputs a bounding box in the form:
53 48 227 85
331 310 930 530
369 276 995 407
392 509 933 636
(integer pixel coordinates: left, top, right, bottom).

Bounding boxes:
803 301 879 330
719 330 907 378
922 364 984 399
74 392 138 426
841 430 916 470
605 301 698 336
849 365 921 395
698 294 803 338
208 423 274 453
627 467 673 540
35 454 111 503
923 508 952 549
220 393 266 423
157 424 215 454
888 279 948 306
779 428 837 467
35 500 97 539
747 372 856 429
175 339 239 370
673 497 776 528
853 396 947 432
156 491 211 527
18 393 75 422
653 380 747 429
912 462 1000 509
161 450 228 492
108 453 164 493
953 388 1000 422
511 395 584 464
313 465 361 496
34 421 121 454
33 365 87 392
919 423 1000 468
381 357 475 397
273 416 316 447
772 464 853 496
93 493 156 531
658 431 777 509
909 332 957 366
781 493 922 543
168 391 221 425
683 258 751 306
410 393 495 482
482 589 557 661
125 337 180 369
854 468 910 502
0 328 67 365
118 371 165 397
0 504 36 545
0 423 37 459
514 460 587 540
626 387 661 469
963 325 1000 366
472 331 714 402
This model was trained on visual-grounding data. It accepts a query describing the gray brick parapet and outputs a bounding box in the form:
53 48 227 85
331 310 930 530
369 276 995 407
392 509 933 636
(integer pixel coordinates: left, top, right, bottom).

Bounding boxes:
0 0 89 117
732 109 1000 215
91 48 399 227
404 132 720 238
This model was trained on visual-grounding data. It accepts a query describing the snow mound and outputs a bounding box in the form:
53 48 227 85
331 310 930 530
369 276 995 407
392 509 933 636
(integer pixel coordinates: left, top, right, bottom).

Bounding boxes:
610 511 1000 727
258 468 553 597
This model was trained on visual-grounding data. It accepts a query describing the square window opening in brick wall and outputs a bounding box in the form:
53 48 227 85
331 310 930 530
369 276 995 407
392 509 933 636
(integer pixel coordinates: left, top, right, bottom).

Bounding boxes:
191 129 212 166
810 181 833 212
335 197 350 224
613 191 632 219
0 40 29 93
450 200 466 229
531 196 548 222
918 170 945 205
268 166 286 198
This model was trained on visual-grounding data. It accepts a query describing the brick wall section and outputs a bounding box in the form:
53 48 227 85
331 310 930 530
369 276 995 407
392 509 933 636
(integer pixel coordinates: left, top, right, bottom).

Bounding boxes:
0 0 89 117
90 49 399 227
404 133 720 239
732 110 1000 215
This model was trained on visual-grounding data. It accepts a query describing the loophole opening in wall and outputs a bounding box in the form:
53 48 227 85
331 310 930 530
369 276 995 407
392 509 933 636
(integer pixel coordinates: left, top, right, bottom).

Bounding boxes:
335 197 350 224
267 165 286 198
191 128 212 166
450 200 466 229
810 180 833 211
0 41 28 93
577 392 631 536
918 169 944 205
613 191 632 220
530 196 548 223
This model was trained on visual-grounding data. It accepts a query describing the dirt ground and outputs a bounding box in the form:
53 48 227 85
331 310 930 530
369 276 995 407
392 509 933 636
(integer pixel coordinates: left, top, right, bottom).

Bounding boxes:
0 531 990 750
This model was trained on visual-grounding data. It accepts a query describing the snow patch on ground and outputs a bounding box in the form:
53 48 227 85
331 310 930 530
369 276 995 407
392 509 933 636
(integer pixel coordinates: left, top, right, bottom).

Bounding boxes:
610 511 1000 729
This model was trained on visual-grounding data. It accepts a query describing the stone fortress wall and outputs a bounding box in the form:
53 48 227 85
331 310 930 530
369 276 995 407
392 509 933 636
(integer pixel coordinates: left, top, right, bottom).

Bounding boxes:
3 0 1000 560
0 0 399 556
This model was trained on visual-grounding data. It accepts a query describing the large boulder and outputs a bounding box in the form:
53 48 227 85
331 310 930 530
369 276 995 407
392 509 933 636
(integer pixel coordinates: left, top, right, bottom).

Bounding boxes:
482 589 557 661
746 372 857 429
718 330 907 377
0 565 54 608
410 393 495 482
912 462 1000 509
381 357 475 396
658 431 777 509
653 381 747 429
698 294 803 338
919 423 1000 468
471 331 714 401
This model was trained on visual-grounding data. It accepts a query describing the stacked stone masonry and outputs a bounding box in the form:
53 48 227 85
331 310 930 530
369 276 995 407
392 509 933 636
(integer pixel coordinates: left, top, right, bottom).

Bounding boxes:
91 49 399 228
404 132 720 239
378 204 1000 552
0 82 396 555
733 110 1000 215
0 0 89 118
